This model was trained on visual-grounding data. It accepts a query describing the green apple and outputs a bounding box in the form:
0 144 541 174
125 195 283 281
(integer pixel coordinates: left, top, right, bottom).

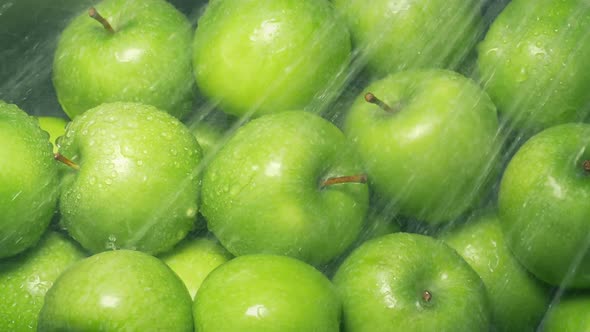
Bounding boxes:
0 231 86 331
542 293 590 331
192 0 351 117
344 69 500 224
58 102 202 254
439 212 551 331
201 111 368 266
332 0 484 77
37 249 193 331
53 0 195 119
0 101 59 259
159 235 233 299
193 254 341 331
498 123 590 287
37 116 68 153
333 232 490 332
477 0 590 134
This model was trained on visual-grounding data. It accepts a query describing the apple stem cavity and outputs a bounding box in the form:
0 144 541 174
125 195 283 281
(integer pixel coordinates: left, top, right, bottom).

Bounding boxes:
321 174 367 189
422 290 432 303
584 160 590 173
89 7 115 34
54 153 80 171
364 92 397 113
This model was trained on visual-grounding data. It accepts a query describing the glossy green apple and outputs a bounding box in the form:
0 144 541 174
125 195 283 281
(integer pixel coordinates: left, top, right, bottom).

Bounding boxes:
193 0 350 117
0 101 59 259
58 102 202 254
53 0 194 119
194 254 341 331
0 231 86 331
477 0 590 134
344 70 500 224
440 212 551 331
333 232 490 332
160 235 232 299
201 111 368 266
38 250 193 331
37 116 68 153
542 293 590 331
333 0 484 77
498 123 590 287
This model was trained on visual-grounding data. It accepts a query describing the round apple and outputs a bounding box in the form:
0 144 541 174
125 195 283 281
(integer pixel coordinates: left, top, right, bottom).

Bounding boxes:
0 101 59 259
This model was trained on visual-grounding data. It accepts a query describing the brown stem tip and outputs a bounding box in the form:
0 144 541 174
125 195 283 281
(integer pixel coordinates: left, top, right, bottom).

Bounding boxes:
422 290 432 303
89 7 115 33
584 160 590 172
364 92 396 113
54 153 80 171
321 174 367 189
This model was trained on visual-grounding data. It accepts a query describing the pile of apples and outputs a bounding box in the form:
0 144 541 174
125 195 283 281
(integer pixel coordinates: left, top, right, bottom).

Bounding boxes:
1 0 590 331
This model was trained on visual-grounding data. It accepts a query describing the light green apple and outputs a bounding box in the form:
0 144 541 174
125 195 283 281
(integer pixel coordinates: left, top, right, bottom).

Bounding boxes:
58 102 202 254
193 254 341 331
53 0 195 119
440 212 551 331
498 123 590 288
159 235 233 299
542 293 590 331
37 250 193 331
477 0 590 134
333 0 484 77
37 116 68 153
333 232 490 332
192 0 351 117
0 101 59 259
0 231 86 331
344 69 500 224
201 111 369 266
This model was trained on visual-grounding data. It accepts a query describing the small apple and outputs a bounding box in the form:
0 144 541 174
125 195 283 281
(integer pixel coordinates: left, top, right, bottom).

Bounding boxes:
201 111 369 266
332 0 484 77
0 231 86 331
439 212 551 331
498 123 590 288
333 232 490 331
37 116 68 153
477 0 590 134
192 0 351 117
159 235 233 299
541 293 590 331
193 254 341 331
57 102 202 254
37 250 193 331
53 0 195 119
344 69 500 224
0 101 59 259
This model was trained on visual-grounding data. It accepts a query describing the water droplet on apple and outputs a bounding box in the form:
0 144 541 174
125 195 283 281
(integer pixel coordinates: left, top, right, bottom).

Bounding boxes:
105 179 113 185
137 160 144 166
516 68 528 82
105 235 117 250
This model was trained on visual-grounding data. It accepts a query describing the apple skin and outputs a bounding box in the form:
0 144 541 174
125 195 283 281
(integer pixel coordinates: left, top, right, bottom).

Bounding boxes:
498 123 590 288
344 70 500 224
0 101 59 259
439 212 551 331
37 249 193 331
477 0 590 134
53 0 195 119
192 0 351 117
0 231 86 331
58 102 202 255
159 235 233 299
542 293 590 331
332 0 484 77
37 116 68 153
201 111 368 266
332 232 490 332
193 254 341 332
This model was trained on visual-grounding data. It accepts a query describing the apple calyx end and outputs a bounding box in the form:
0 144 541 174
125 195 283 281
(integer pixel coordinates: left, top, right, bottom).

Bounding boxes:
54 153 81 171
583 160 590 173
422 290 432 303
364 92 396 113
88 7 115 34
320 174 367 189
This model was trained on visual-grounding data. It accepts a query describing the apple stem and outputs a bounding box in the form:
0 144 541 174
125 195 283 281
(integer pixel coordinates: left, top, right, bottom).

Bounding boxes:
88 7 115 33
422 290 432 303
54 153 80 171
321 174 367 189
364 92 396 113
584 160 590 173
